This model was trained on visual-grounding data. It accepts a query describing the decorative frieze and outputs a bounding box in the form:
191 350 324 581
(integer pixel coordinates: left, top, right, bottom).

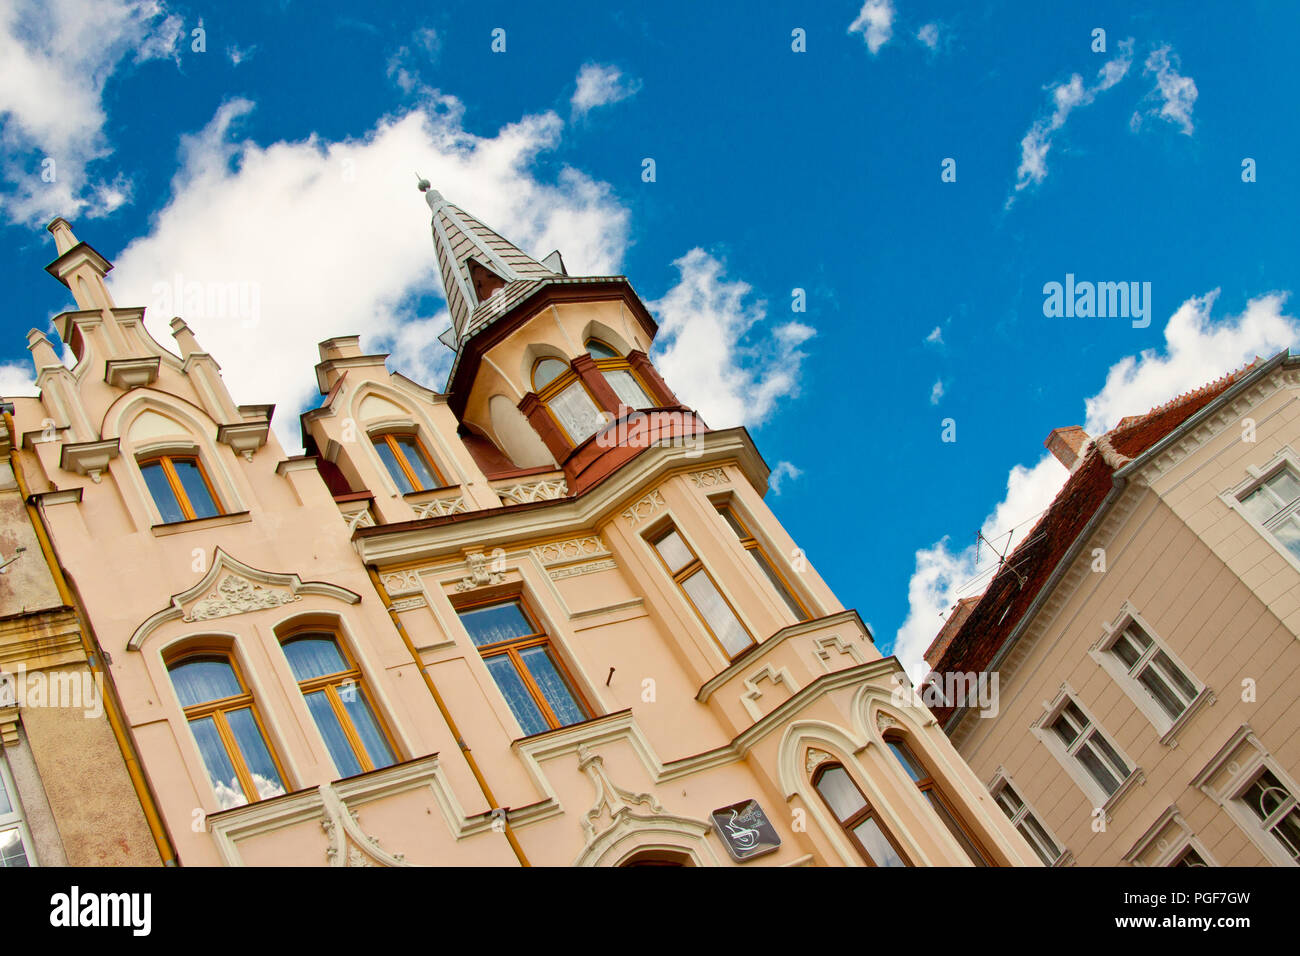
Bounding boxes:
412 495 468 519
381 569 422 597
496 478 568 506
688 467 728 488
531 535 609 566
549 559 617 580
389 596 428 612
622 489 666 526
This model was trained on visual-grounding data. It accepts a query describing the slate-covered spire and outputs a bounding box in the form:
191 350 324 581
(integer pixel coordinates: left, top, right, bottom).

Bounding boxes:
417 179 562 351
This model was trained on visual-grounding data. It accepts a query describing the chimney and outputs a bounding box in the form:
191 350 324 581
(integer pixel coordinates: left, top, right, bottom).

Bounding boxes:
1045 425 1090 471
924 596 980 670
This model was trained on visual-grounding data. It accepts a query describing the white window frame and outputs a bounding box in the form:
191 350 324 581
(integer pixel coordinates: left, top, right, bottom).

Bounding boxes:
1122 805 1217 867
0 752 36 867
1032 685 1143 817
1193 725 1300 867
1221 445 1300 575
987 768 1070 866
1090 604 1213 744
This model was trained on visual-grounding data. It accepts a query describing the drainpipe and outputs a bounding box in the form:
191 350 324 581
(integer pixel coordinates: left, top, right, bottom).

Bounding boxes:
366 565 531 867
3 410 178 866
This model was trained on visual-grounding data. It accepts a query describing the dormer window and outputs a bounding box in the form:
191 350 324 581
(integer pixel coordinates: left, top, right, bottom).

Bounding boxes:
585 338 653 412
140 454 222 523
531 358 606 445
372 432 444 494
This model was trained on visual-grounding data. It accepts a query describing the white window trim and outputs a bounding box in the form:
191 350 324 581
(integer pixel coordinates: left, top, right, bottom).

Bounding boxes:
1089 603 1214 745
1031 684 1144 819
987 767 1071 867
1220 444 1300 575
0 752 37 867
1192 724 1300 867
1122 804 1217 867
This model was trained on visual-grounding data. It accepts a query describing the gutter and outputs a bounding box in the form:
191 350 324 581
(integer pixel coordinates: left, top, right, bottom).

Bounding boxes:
941 350 1294 735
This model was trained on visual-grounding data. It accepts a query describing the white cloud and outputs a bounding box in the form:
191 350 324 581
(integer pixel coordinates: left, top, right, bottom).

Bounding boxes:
925 325 943 345
769 461 802 494
386 27 440 96
650 249 815 429
1012 39 1133 198
916 23 940 50
571 63 641 117
929 378 944 404
0 362 38 398
226 44 256 67
98 96 628 452
894 290 1300 681
848 0 894 55
0 0 183 224
1131 45 1197 135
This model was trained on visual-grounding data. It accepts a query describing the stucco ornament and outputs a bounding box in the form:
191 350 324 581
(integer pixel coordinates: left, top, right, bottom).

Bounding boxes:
805 748 835 774
578 745 663 841
456 550 506 591
185 574 298 622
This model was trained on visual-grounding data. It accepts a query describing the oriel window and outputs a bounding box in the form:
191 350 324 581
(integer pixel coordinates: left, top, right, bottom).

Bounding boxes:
140 454 222 523
885 734 993 866
168 654 287 810
650 525 754 658
531 357 607 445
715 502 810 621
281 632 397 778
585 338 653 412
457 599 591 736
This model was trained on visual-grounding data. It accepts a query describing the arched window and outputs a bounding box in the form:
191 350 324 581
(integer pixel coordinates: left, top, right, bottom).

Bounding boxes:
531 357 606 445
585 338 654 412
885 733 993 866
812 762 910 867
280 631 397 777
168 652 286 810
371 431 444 494
140 454 222 523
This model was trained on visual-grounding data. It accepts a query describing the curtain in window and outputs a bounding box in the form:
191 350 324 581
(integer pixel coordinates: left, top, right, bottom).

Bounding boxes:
519 646 586 726
171 660 242 707
549 381 606 443
681 571 751 656
484 656 549 736
283 637 348 681
459 602 534 647
602 369 652 410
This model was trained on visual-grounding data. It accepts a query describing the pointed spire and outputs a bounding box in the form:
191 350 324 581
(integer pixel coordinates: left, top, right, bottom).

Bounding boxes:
417 180 559 349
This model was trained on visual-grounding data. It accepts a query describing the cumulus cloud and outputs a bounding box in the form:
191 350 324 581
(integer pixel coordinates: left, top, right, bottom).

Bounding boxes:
99 96 628 452
925 326 944 345
650 249 815 429
570 63 641 117
1011 39 1133 198
848 0 894 55
916 23 940 50
0 363 38 398
769 461 803 494
226 43 256 67
893 290 1300 681
929 378 945 404
0 0 183 224
1130 45 1197 135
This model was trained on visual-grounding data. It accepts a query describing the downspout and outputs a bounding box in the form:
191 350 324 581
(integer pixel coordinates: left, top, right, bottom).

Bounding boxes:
366 565 531 867
3 410 178 865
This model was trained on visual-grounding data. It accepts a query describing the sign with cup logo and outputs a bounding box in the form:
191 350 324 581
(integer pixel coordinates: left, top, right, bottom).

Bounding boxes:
710 799 780 862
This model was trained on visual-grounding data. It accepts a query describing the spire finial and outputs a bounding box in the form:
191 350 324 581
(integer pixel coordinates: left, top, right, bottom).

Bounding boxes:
416 172 430 192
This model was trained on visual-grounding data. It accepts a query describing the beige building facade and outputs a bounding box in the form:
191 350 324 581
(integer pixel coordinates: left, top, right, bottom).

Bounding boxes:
928 355 1300 866
2 190 1042 867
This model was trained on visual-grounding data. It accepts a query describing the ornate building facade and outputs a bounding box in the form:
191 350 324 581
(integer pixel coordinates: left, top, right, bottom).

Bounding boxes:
2 189 1040 866
927 356 1300 866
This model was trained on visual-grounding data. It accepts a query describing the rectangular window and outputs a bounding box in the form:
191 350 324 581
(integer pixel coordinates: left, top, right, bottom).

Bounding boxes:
457 599 591 736
373 433 444 494
1238 768 1300 864
140 454 222 523
1038 696 1136 806
1103 618 1202 728
650 526 753 658
715 503 810 622
991 779 1062 866
1238 464 1300 561
548 381 606 445
0 755 33 867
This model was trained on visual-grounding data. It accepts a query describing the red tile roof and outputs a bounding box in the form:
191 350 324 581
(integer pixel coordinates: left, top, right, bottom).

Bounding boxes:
926 361 1261 726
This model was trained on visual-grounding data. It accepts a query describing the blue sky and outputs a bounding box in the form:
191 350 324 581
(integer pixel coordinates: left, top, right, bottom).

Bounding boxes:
2 0 1298 674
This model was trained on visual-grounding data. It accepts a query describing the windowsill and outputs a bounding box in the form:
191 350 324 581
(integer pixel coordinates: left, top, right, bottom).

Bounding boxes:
1100 769 1146 821
402 484 460 500
1158 687 1216 748
152 511 252 536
